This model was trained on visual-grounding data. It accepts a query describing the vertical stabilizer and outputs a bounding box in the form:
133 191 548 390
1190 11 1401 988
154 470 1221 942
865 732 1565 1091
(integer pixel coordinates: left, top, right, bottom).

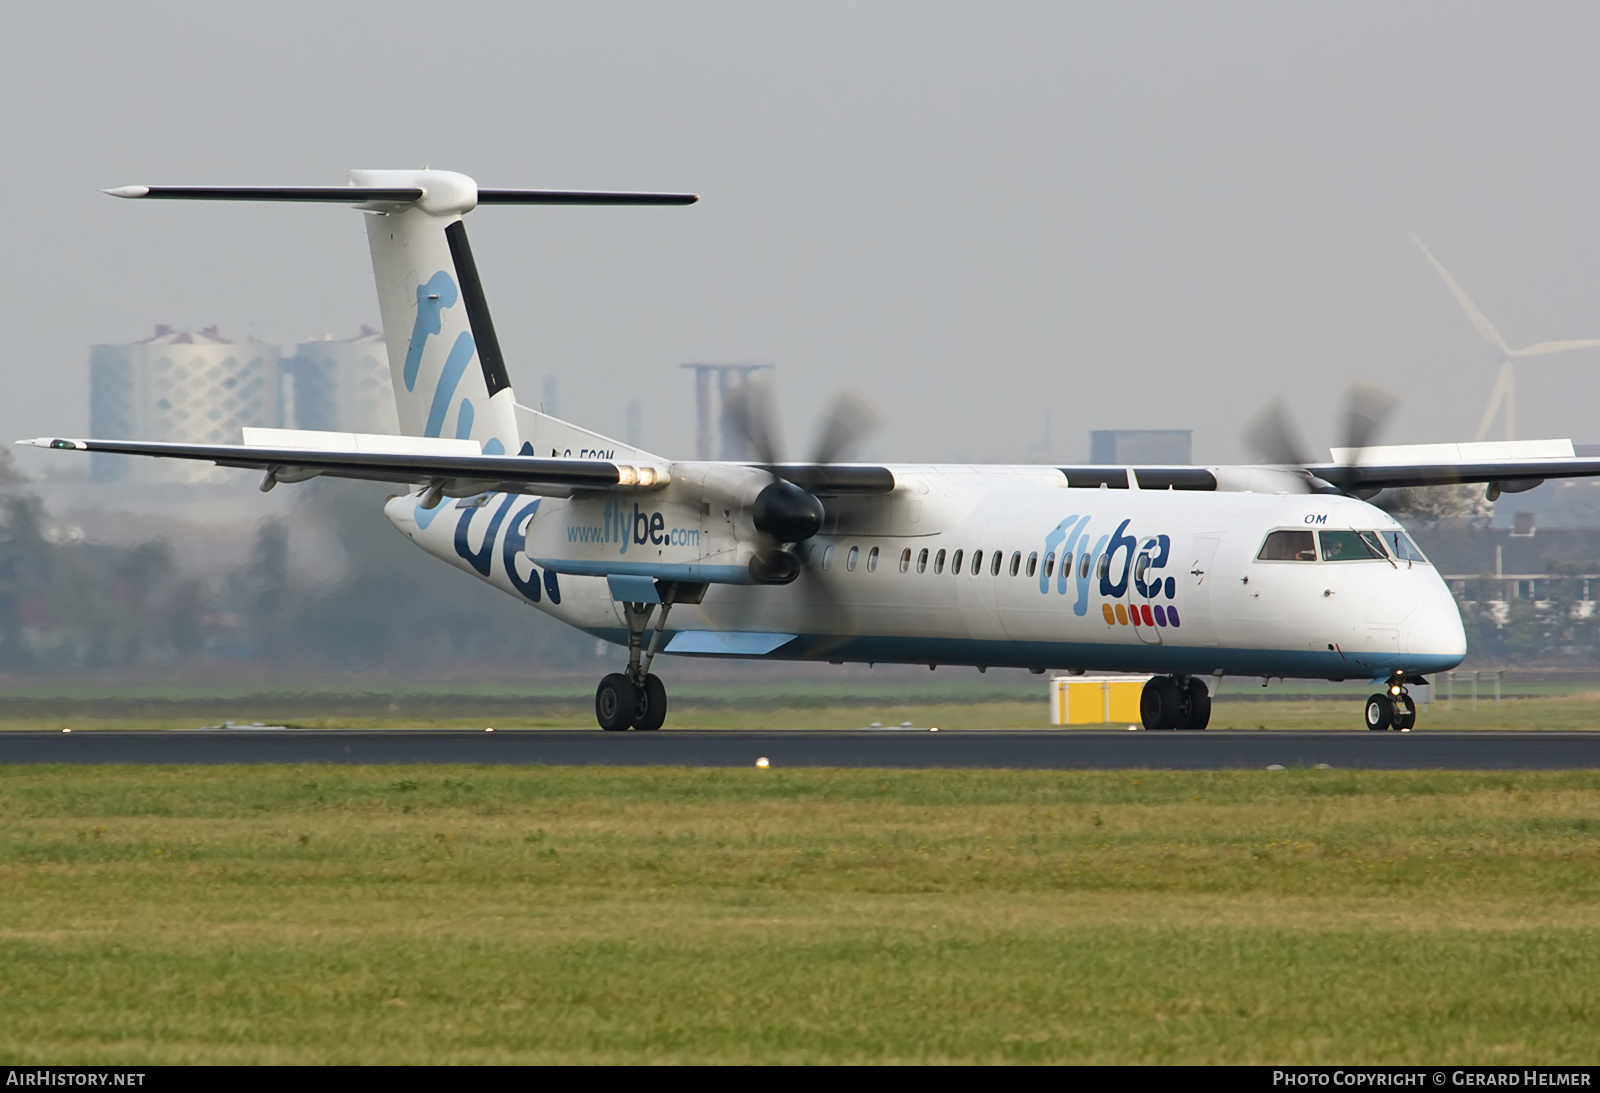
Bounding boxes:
354 169 519 454
101 171 696 457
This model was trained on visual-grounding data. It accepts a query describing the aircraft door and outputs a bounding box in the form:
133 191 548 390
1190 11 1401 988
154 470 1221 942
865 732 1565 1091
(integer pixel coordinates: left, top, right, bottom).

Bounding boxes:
955 505 1007 643
1130 538 1163 645
1181 536 1223 646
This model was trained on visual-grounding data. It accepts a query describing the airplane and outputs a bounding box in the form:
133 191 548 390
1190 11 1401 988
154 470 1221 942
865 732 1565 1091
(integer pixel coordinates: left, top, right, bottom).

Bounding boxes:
24 168 1600 733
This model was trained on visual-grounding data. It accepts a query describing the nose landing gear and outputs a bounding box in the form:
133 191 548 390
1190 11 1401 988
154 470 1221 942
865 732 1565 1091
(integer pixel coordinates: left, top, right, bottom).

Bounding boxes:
1365 673 1419 731
594 581 705 731
1139 674 1212 730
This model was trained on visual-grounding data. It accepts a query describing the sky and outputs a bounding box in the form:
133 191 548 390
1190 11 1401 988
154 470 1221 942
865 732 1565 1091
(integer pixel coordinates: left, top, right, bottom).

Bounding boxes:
4 1 1600 472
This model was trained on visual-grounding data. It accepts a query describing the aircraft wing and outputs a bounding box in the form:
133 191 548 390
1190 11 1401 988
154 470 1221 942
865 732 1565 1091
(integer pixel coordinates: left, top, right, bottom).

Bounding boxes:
1307 457 1600 494
15 433 899 497
17 435 651 494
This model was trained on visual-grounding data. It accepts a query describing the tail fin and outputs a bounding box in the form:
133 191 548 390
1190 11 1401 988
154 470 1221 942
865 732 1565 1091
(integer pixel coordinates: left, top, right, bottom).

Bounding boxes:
105 170 696 456
352 170 517 451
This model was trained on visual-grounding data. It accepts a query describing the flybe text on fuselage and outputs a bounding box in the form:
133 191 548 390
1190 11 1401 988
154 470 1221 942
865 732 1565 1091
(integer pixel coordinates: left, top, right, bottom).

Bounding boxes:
1035 514 1181 630
566 499 700 551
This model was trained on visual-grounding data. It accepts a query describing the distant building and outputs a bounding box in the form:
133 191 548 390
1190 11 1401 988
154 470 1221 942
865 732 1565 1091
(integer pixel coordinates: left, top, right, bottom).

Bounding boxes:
281 326 398 435
1089 429 1193 465
90 326 281 483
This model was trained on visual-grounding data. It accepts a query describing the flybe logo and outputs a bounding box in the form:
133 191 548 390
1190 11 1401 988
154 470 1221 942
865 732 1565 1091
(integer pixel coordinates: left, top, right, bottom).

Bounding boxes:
1040 516 1181 630
401 270 504 454
423 492 560 604
567 500 700 554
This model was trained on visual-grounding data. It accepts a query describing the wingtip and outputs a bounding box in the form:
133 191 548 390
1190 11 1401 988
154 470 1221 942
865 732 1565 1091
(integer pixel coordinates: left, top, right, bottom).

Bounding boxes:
102 185 150 199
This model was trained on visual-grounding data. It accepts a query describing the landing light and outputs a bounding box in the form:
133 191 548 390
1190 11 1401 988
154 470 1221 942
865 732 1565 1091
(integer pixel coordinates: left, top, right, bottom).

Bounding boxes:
1389 685 1402 696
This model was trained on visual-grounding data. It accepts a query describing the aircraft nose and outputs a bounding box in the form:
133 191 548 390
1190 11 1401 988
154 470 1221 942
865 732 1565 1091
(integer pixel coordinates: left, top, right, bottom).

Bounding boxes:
1406 609 1467 659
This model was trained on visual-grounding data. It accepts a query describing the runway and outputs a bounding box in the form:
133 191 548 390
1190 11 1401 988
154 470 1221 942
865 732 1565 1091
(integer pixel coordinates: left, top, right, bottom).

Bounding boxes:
3 729 1599 769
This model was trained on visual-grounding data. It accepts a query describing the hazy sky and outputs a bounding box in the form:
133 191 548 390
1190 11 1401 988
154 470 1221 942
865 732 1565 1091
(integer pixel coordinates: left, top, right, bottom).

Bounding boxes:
5 2 1600 472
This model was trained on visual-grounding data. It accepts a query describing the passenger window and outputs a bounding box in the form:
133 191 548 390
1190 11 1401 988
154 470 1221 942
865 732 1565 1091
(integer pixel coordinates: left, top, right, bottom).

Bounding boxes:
899 547 911 573
867 546 879 573
1025 551 1038 577
971 550 984 576
1134 555 1149 583
823 545 835 570
1062 552 1073 578
934 549 946 574
1009 551 1021 577
1096 554 1109 580
1318 530 1384 562
1257 530 1316 561
1079 552 1091 579
847 545 860 571
917 548 929 574
1043 552 1055 579
952 549 964 573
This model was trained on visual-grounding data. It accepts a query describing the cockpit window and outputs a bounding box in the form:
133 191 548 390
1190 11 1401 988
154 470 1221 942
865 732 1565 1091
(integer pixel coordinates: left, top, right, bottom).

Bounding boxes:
1257 530 1316 561
1378 529 1429 565
1319 530 1387 562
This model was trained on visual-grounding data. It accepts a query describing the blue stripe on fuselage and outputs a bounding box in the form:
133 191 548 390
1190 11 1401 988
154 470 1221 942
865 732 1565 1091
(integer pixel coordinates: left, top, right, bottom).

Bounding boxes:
575 629 1460 680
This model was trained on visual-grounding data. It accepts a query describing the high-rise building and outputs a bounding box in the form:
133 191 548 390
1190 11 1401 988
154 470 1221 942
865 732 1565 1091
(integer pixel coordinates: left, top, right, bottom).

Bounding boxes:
1088 429 1193 466
90 326 281 483
281 326 398 435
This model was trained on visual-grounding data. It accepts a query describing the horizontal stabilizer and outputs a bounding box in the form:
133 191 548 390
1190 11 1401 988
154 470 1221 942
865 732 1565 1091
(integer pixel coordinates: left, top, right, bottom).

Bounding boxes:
104 185 697 206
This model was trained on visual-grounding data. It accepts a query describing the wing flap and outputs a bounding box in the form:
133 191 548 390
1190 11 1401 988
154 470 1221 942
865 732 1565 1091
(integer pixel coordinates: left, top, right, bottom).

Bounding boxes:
1310 456 1600 492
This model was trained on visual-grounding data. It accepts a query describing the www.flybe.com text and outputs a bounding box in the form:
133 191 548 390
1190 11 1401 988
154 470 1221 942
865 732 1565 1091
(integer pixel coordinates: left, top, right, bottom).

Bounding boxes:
568 500 698 552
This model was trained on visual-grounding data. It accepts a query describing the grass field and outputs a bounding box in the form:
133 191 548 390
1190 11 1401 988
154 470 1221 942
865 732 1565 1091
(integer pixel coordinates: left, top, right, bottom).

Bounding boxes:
2 765 1598 1063
7 694 1600 732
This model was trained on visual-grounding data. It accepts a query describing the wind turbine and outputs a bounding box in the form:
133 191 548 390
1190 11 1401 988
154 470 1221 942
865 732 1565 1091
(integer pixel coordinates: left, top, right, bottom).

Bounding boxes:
1413 236 1600 442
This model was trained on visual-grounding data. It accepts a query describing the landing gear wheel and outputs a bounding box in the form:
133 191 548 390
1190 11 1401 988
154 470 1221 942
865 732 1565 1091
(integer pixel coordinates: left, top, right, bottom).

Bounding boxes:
1393 694 1417 731
596 673 637 731
1140 676 1184 730
632 674 667 731
1364 693 1393 731
1178 678 1211 730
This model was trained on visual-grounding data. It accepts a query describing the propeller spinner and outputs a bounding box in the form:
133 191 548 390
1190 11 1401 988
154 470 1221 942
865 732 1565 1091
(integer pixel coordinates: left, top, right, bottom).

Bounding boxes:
722 379 883 583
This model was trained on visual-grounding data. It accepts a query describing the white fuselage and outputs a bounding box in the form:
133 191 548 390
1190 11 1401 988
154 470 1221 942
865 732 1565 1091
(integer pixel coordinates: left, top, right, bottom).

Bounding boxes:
385 464 1467 681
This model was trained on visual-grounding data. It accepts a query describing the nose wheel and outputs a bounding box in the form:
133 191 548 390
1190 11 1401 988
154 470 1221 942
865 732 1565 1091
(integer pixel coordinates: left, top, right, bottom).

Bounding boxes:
1365 674 1418 731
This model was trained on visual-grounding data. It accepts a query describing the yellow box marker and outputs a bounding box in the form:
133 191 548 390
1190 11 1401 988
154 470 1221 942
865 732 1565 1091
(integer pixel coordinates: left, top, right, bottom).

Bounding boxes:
1050 675 1150 724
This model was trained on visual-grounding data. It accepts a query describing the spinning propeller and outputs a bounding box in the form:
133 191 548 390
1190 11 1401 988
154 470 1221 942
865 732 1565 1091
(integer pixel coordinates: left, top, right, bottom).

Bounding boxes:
721 378 883 583
1242 380 1401 497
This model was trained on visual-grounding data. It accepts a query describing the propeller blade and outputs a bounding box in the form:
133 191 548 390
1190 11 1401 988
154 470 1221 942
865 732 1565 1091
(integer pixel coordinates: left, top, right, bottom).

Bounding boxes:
1342 380 1400 455
720 377 783 466
1411 235 1513 357
809 388 883 465
1242 397 1313 466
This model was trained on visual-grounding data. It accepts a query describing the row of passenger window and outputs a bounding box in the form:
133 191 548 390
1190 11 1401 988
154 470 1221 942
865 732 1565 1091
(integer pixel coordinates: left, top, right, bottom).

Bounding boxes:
1258 529 1429 564
815 543 1097 579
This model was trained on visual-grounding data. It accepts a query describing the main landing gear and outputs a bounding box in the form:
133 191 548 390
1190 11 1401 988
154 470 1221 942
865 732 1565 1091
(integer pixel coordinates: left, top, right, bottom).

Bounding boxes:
594 582 704 731
1365 673 1419 731
1140 674 1211 730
